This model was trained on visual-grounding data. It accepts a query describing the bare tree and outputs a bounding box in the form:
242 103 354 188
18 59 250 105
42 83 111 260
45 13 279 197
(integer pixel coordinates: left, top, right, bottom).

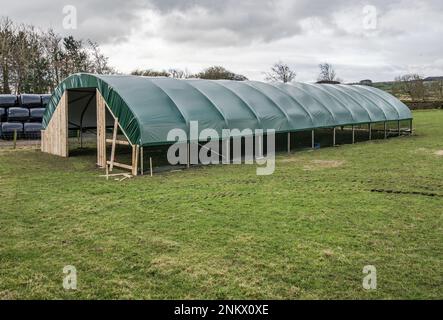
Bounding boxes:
317 63 342 83
88 40 114 74
430 80 443 100
265 61 296 83
395 74 426 101
168 68 191 79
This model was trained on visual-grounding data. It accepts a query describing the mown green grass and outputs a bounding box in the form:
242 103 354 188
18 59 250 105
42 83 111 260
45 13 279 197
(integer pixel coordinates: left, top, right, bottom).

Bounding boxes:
0 110 442 299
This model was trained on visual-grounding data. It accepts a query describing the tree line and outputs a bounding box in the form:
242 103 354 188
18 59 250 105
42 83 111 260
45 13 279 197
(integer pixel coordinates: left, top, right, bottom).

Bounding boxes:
0 17 113 94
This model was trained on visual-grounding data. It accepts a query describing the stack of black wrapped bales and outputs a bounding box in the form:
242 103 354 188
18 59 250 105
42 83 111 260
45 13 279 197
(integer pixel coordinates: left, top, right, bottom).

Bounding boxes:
0 94 51 139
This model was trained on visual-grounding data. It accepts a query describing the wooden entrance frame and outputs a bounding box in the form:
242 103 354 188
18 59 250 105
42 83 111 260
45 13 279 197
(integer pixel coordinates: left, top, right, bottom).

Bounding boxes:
96 89 139 176
41 89 140 176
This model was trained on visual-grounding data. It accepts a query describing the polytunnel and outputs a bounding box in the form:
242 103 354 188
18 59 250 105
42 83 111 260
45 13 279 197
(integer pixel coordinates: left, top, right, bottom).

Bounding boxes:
41 73 413 175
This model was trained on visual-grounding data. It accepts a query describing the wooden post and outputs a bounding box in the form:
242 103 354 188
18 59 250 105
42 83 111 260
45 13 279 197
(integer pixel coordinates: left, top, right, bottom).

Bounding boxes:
187 142 190 168
333 127 336 146
369 123 372 140
409 119 413 135
311 129 315 149
352 125 355 144
140 147 144 176
131 145 139 176
96 90 107 168
384 122 387 139
13 129 17 149
109 118 118 172
149 157 153 177
287 132 291 154
398 120 401 136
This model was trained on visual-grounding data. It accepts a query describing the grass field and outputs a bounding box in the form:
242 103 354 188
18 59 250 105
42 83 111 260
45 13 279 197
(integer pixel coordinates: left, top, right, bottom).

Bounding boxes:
0 110 442 299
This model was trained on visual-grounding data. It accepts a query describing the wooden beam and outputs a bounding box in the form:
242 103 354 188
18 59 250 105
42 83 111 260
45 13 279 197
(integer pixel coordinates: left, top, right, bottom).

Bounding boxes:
140 147 144 176
96 89 107 167
109 118 118 172
105 138 130 146
132 145 139 176
106 161 133 171
384 122 387 139
187 142 190 168
369 123 372 140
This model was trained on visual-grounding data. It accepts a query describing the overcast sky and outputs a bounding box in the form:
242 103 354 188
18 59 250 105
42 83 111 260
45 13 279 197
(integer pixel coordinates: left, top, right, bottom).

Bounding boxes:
2 0 442 82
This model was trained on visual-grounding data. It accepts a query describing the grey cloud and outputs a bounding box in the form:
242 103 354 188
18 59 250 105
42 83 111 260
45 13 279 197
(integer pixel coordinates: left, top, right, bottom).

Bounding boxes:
1 0 147 42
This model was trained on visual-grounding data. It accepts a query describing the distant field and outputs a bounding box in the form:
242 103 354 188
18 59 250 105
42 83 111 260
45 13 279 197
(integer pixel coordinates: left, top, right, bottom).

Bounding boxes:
0 110 442 299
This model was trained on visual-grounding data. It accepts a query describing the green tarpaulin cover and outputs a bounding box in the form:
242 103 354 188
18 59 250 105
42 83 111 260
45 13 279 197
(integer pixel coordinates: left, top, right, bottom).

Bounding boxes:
43 73 412 146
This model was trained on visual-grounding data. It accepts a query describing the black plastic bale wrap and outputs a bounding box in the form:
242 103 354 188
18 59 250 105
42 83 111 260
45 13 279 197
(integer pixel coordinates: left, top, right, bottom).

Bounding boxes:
1 122 23 136
30 108 46 121
24 122 42 132
7 107 30 121
0 107 6 121
20 94 42 108
0 94 17 107
24 122 42 139
41 94 51 107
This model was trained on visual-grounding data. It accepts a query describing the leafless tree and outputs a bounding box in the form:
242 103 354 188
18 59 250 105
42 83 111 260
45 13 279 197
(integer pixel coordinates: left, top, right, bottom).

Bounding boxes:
317 63 342 83
168 68 191 79
88 40 115 75
265 61 296 83
430 80 443 100
395 74 427 101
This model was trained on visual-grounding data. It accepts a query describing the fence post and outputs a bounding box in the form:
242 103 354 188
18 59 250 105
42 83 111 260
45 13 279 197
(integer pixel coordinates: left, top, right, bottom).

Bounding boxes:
13 129 17 149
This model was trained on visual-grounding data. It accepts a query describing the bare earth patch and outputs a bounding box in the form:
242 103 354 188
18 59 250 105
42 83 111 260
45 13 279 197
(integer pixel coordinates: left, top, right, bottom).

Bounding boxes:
434 150 443 156
304 160 346 170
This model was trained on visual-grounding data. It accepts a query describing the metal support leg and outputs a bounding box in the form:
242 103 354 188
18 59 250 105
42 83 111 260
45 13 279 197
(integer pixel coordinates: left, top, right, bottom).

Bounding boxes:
287 132 291 154
352 125 355 144
311 130 315 149
333 127 336 146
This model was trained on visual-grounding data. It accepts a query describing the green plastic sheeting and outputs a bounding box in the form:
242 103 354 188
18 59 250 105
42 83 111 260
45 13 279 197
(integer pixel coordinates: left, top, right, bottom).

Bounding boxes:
43 73 412 146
